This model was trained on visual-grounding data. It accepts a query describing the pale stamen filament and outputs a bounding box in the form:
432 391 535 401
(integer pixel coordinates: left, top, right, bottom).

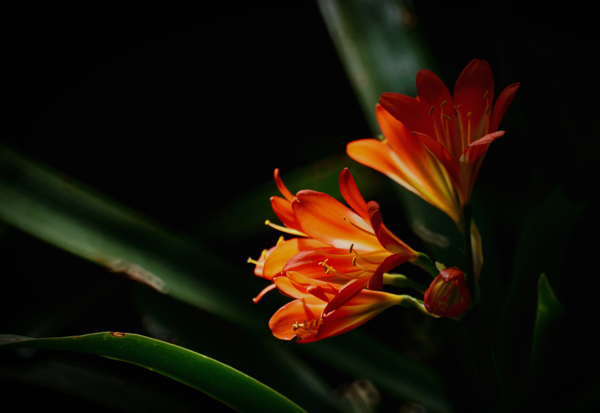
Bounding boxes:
467 112 472 146
265 220 306 237
342 217 376 235
455 105 466 152
351 249 382 265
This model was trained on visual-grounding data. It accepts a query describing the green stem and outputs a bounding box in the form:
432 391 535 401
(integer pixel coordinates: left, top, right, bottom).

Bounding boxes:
461 204 476 300
459 307 508 411
382 273 427 292
411 252 438 278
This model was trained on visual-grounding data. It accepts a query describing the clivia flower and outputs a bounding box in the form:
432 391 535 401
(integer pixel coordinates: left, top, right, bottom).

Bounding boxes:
268 271 405 343
423 267 471 318
347 59 519 224
250 168 423 319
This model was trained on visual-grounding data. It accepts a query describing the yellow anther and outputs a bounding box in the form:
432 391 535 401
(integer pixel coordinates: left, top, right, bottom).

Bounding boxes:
247 257 259 265
440 100 447 108
352 256 357 266
443 114 451 121
260 249 268 259
276 236 285 246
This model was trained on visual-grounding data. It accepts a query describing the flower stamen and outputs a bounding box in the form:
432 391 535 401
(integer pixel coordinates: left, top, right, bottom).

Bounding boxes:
342 217 376 235
265 220 306 237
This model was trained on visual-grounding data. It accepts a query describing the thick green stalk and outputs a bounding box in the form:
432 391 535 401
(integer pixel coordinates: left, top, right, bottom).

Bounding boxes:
460 204 476 300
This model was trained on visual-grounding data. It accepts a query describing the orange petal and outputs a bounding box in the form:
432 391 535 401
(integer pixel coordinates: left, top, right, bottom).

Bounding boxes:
367 201 414 255
379 92 435 138
292 190 382 251
322 277 369 318
283 248 367 284
490 82 520 132
274 168 294 202
270 196 304 233
263 238 329 280
316 290 401 341
339 168 369 221
453 60 495 143
269 299 323 342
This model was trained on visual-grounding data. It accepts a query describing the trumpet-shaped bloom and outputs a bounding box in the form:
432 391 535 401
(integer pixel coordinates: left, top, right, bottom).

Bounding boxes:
348 59 519 223
423 267 471 317
269 271 403 343
251 168 417 316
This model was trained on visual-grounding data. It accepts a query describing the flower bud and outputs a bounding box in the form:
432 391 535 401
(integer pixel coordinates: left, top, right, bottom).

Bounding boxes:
424 267 471 317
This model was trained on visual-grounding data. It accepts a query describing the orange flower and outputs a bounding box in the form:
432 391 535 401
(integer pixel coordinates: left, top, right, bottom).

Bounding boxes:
250 168 419 316
348 59 519 223
269 271 403 343
423 267 471 318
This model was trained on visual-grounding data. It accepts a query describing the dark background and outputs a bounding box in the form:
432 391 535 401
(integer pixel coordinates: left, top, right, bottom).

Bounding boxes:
2 1 599 411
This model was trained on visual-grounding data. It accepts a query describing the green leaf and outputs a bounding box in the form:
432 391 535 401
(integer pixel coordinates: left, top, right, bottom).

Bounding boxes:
530 273 565 377
0 145 263 329
0 145 449 411
316 0 432 135
0 332 307 413
500 186 582 379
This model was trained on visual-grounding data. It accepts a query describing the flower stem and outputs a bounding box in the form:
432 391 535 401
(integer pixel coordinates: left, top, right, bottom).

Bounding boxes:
460 204 476 300
459 306 508 411
411 252 438 278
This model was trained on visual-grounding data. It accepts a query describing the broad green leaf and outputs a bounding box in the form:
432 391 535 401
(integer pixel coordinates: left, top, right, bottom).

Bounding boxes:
0 332 307 413
0 145 264 329
500 186 582 379
0 144 449 411
4 356 195 412
316 0 432 134
530 273 565 377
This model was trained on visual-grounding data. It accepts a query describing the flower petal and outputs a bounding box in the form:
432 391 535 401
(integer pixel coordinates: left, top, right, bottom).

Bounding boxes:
263 238 329 280
322 277 370 318
339 168 369 221
367 201 415 256
316 290 401 341
282 248 366 285
489 82 520 132
271 196 303 232
453 59 495 144
274 168 295 202
379 92 435 138
269 299 323 342
292 190 382 251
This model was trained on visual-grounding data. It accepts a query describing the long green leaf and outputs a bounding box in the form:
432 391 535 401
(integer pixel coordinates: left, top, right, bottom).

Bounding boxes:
0 145 262 329
0 332 307 413
317 0 432 134
0 144 447 410
530 273 565 377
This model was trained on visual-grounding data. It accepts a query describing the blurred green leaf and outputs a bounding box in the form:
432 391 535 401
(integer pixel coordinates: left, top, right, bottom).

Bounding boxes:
3 356 195 412
317 0 432 134
0 145 262 329
0 332 307 413
500 186 582 384
530 273 565 377
0 144 450 411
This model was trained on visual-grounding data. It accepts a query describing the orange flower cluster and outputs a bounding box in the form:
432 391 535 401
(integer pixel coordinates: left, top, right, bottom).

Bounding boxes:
348 59 519 224
250 168 420 342
250 60 514 342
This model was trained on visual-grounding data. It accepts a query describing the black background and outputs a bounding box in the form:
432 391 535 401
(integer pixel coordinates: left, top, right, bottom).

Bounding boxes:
2 1 599 412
